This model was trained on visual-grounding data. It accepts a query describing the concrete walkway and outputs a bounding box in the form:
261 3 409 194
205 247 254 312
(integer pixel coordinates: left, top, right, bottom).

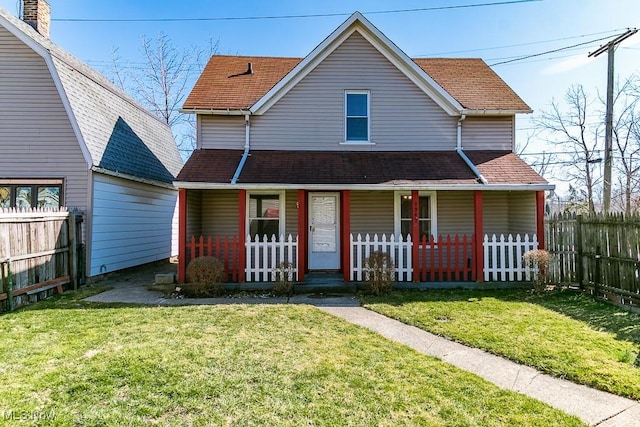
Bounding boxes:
85 285 639 426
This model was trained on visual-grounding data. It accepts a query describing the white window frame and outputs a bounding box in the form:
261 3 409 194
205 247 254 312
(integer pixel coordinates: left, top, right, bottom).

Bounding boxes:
246 190 286 239
343 90 371 144
393 191 438 241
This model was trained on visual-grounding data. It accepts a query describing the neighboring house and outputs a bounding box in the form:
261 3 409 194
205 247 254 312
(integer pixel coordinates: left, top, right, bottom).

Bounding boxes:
176 12 553 285
0 0 183 278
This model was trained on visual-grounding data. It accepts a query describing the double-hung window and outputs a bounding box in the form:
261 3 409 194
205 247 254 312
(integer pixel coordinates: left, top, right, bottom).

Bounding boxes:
247 191 285 239
394 191 437 240
345 90 369 142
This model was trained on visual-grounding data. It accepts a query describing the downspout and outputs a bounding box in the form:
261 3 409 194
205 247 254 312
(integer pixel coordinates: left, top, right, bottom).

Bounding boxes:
456 114 488 184
231 113 251 184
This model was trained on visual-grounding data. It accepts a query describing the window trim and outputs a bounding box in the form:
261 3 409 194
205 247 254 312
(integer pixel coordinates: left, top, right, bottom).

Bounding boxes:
393 191 438 241
245 190 286 239
344 90 370 143
0 179 64 209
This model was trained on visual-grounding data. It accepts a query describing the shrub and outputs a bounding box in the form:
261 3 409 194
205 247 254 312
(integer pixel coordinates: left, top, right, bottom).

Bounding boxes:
522 249 552 292
364 251 396 295
272 261 296 296
185 256 225 297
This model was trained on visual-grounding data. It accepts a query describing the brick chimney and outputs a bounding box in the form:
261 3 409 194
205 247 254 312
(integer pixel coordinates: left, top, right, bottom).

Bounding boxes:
23 0 50 38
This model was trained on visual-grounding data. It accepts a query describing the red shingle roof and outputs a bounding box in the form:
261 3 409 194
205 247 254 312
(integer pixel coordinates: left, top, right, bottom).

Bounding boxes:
176 150 547 186
183 55 530 112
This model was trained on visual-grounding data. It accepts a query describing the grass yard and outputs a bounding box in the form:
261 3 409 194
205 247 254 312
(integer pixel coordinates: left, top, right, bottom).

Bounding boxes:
362 289 640 400
0 289 584 426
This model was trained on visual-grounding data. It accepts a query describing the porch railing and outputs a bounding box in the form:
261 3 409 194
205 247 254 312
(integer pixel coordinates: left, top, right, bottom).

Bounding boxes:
483 234 538 282
416 234 475 282
246 234 298 282
186 236 240 282
350 234 412 281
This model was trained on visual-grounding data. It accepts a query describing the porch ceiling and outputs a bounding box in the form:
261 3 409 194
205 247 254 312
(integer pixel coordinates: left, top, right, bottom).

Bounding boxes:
176 149 548 187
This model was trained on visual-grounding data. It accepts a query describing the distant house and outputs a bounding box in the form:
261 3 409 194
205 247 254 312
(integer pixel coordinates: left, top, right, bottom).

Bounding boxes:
176 12 553 285
0 0 183 277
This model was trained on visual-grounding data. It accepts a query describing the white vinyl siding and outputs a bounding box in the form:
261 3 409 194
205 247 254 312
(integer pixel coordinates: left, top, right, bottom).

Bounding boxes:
0 26 88 211
462 116 514 151
249 32 457 151
89 173 177 276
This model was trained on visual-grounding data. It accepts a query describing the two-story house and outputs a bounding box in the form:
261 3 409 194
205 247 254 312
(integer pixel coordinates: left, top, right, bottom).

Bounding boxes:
176 12 553 286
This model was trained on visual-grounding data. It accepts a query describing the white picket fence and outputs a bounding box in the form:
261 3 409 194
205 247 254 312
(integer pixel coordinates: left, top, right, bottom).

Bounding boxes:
483 234 538 282
245 234 298 282
350 233 412 281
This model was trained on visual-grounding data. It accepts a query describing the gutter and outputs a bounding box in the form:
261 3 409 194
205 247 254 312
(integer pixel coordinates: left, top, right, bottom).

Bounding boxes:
91 166 176 190
179 108 249 116
231 113 251 184
174 182 555 191
456 115 488 184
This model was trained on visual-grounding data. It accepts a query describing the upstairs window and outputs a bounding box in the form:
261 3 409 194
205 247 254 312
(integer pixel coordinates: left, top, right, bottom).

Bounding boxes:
345 91 369 142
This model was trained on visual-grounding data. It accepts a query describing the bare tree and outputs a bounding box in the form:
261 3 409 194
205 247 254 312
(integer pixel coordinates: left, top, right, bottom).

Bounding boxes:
111 33 219 156
534 84 602 214
607 75 640 215
516 132 556 178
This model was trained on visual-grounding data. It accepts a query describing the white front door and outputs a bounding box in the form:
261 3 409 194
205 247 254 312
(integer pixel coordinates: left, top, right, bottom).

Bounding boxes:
308 192 340 270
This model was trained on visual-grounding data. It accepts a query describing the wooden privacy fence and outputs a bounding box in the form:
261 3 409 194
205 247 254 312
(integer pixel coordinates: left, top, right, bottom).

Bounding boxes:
0 208 79 311
545 213 640 309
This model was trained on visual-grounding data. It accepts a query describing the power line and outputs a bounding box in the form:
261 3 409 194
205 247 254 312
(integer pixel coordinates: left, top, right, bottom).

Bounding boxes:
51 0 540 22
489 34 615 66
417 28 625 57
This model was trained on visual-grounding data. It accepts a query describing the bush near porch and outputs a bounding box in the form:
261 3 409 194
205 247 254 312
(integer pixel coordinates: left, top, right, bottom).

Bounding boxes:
362 289 640 400
0 289 583 426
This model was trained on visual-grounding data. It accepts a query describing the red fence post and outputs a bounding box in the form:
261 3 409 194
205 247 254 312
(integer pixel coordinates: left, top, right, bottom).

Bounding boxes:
341 190 351 282
411 190 419 282
238 189 246 283
297 190 307 282
474 191 484 282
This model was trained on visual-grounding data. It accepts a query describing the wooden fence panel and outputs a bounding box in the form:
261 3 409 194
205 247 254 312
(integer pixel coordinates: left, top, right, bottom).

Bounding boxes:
545 213 640 309
0 208 78 311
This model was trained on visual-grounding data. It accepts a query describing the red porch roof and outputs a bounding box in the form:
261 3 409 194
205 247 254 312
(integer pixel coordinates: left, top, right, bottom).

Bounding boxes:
176 149 547 186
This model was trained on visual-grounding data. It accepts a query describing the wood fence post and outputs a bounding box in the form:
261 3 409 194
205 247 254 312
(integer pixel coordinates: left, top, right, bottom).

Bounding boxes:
594 244 601 296
68 212 78 290
575 214 583 288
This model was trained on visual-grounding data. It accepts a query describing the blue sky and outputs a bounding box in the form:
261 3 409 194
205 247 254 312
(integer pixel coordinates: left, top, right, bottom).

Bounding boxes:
1 0 639 194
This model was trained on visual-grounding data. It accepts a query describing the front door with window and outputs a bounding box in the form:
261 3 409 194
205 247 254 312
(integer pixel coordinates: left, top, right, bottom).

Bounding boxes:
308 192 340 270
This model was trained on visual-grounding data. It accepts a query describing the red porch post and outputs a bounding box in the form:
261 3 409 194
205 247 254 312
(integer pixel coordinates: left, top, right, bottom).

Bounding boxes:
238 189 246 283
536 190 545 250
411 190 419 282
341 190 351 282
178 188 187 283
474 190 484 282
297 189 307 282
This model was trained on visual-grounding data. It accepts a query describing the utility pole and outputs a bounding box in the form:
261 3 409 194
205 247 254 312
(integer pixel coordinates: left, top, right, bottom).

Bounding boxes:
588 28 638 214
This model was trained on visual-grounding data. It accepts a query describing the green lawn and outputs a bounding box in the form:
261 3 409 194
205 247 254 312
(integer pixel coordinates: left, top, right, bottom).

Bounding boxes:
362 289 640 400
0 289 583 426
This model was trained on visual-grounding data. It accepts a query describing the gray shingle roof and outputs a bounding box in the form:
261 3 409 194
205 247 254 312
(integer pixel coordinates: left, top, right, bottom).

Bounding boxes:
0 7 183 184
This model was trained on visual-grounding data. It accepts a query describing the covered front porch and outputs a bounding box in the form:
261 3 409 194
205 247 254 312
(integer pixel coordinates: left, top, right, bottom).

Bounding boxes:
177 188 546 286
